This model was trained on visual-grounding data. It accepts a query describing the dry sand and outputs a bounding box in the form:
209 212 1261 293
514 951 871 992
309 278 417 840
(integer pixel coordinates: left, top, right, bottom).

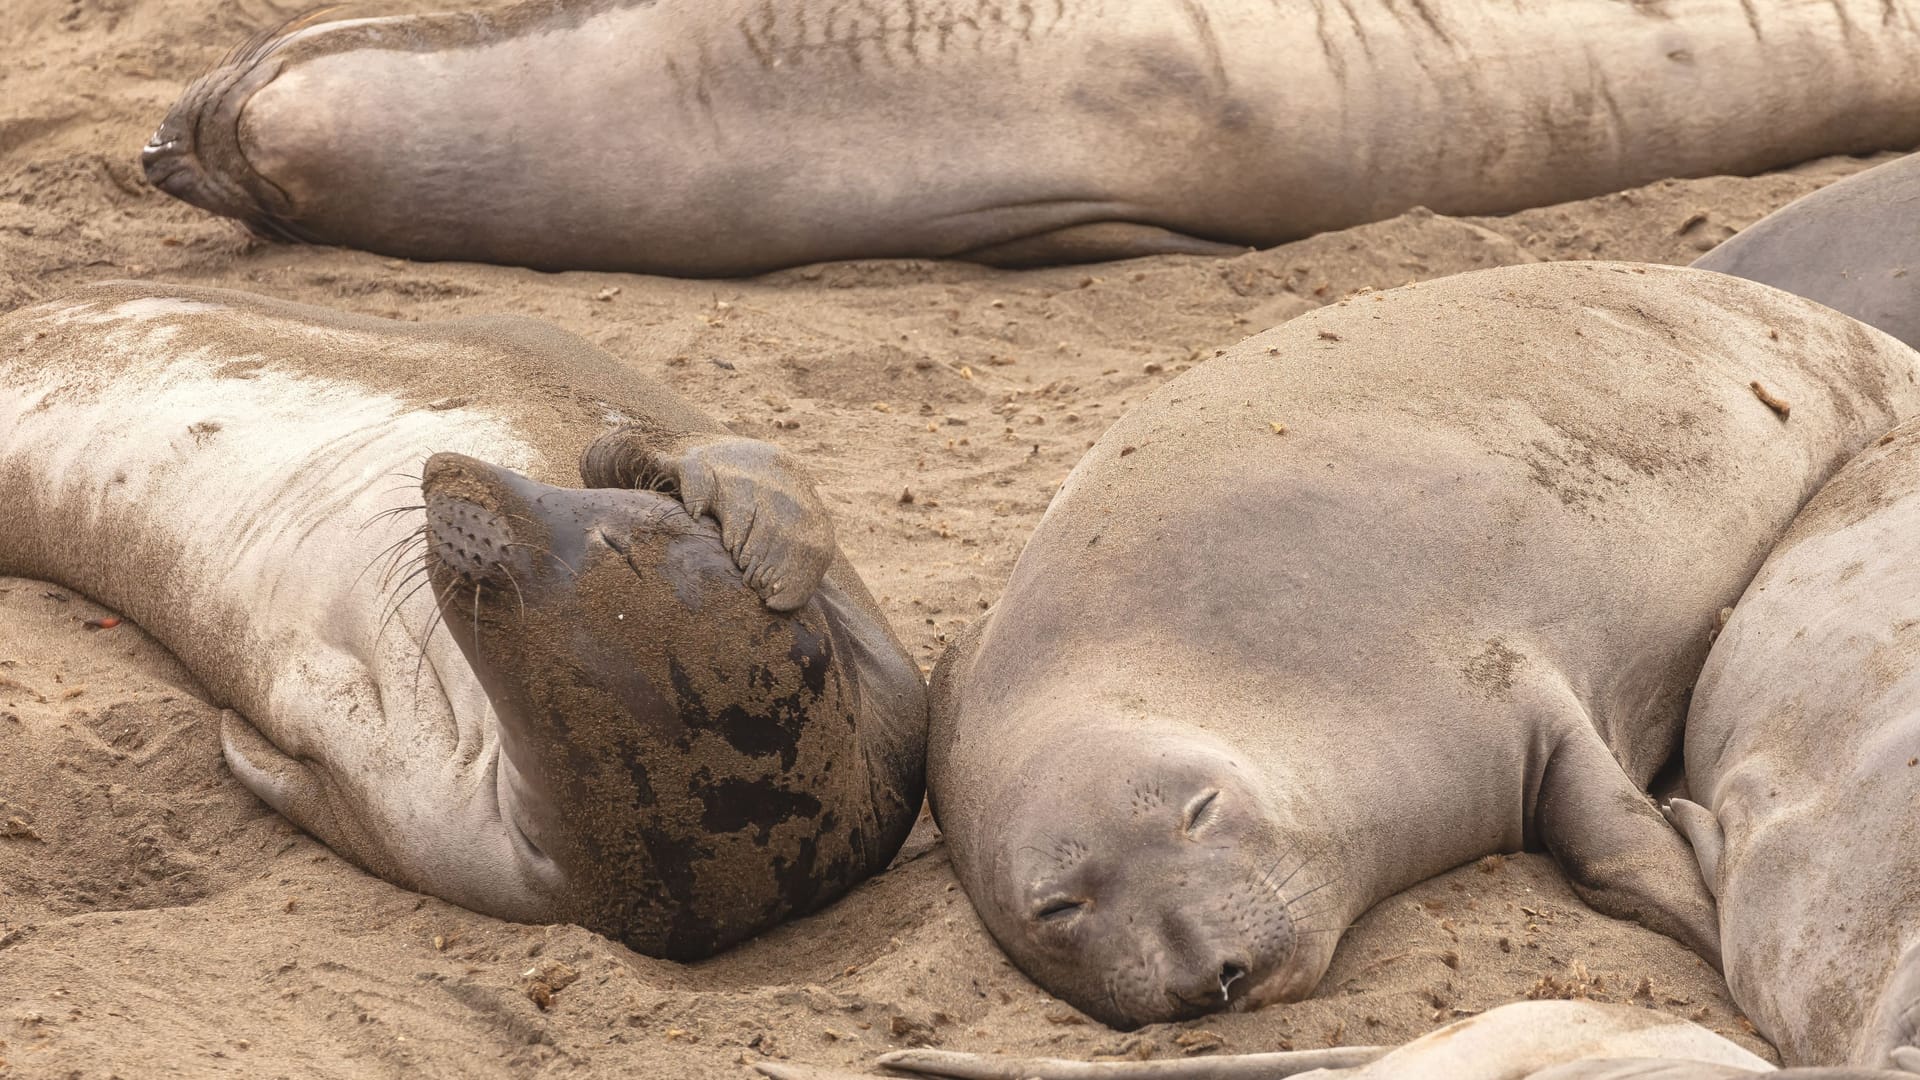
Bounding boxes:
0 1 1902 1076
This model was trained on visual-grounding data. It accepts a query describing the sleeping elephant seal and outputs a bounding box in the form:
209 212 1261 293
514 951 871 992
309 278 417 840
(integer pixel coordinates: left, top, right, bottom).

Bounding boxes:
0 282 926 959
928 261 1920 1029
1693 152 1920 350
1670 418 1920 1067
142 0 1920 275
765 1000 1920 1080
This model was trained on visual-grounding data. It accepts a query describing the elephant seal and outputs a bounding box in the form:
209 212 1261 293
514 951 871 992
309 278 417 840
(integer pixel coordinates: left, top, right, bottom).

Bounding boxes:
0 282 927 959
143 0 1920 275
1670 417 1920 1067
1693 152 1920 350
765 1001 1900 1080
927 261 1920 1029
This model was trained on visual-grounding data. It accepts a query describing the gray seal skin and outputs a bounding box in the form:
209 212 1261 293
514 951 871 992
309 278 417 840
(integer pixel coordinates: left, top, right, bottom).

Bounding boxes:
0 282 927 960
1693 152 1920 351
142 0 1920 276
1670 418 1920 1067
927 262 1920 1030
763 1000 1920 1080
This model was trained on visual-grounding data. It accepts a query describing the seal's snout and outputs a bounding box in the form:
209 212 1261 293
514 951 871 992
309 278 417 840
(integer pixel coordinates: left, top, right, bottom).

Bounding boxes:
422 452 525 589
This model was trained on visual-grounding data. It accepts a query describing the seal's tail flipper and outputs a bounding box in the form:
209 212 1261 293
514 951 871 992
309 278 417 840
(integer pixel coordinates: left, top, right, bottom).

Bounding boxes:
1663 797 1726 900
1535 725 1724 971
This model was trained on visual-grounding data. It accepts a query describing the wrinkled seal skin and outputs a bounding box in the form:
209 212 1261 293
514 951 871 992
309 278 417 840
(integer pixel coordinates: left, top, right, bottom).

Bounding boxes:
0 282 927 959
928 262 1920 1029
768 1001 1799 1080
1672 419 1920 1068
143 0 1920 276
1694 152 1920 351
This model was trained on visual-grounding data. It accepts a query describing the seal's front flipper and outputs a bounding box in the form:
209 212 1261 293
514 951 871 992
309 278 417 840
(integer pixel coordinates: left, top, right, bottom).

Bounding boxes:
220 708 338 837
1664 797 1725 900
1536 727 1722 970
581 428 834 611
859 1046 1387 1079
958 222 1247 267
1859 942 1920 1068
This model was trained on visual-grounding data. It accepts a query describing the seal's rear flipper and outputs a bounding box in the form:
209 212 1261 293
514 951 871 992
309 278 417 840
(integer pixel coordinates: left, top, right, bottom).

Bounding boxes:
1663 798 1725 900
1536 727 1723 971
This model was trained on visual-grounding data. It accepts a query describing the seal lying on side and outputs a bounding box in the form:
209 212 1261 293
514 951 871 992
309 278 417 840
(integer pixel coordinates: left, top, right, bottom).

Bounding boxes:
762 1001 1880 1080
928 262 1920 1029
143 0 1920 275
1693 152 1920 350
0 283 927 959
1669 418 1920 1067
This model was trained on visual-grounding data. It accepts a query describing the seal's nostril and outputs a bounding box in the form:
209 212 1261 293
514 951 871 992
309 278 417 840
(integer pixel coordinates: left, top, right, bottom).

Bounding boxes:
1219 961 1248 999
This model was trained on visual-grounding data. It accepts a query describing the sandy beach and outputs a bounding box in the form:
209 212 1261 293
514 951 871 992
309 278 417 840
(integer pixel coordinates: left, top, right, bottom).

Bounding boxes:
0 0 1900 1075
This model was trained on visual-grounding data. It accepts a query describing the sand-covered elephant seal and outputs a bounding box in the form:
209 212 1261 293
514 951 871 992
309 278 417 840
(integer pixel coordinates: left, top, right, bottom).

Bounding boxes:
1693 152 1920 350
765 1001 1911 1080
0 282 927 959
1670 417 1920 1067
927 261 1920 1029
143 0 1920 275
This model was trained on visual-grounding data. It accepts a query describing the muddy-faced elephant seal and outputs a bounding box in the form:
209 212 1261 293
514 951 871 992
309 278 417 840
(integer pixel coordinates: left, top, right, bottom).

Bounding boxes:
143 0 1920 275
1693 152 1920 351
0 283 927 959
1670 417 1920 1068
927 261 1920 1029
764 1001 1889 1080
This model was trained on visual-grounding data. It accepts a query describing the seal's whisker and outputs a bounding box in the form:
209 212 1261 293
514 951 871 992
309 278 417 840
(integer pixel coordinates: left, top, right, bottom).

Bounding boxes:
470 581 485 642
376 572 436 644
411 577 458 691
503 541 578 578
358 503 427 531
377 535 430 590
1282 878 1338 908
355 527 427 591
380 561 433 607
499 565 527 620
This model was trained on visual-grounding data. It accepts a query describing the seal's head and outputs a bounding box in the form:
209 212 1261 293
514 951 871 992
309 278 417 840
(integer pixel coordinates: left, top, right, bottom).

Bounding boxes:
418 450 893 959
974 726 1337 1029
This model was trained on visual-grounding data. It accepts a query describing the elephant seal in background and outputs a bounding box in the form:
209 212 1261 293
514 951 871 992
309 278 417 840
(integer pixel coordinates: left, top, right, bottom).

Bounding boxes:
0 283 927 959
1671 418 1920 1067
143 0 1920 275
1693 153 1920 350
769 1001 1910 1080
927 262 1920 1029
